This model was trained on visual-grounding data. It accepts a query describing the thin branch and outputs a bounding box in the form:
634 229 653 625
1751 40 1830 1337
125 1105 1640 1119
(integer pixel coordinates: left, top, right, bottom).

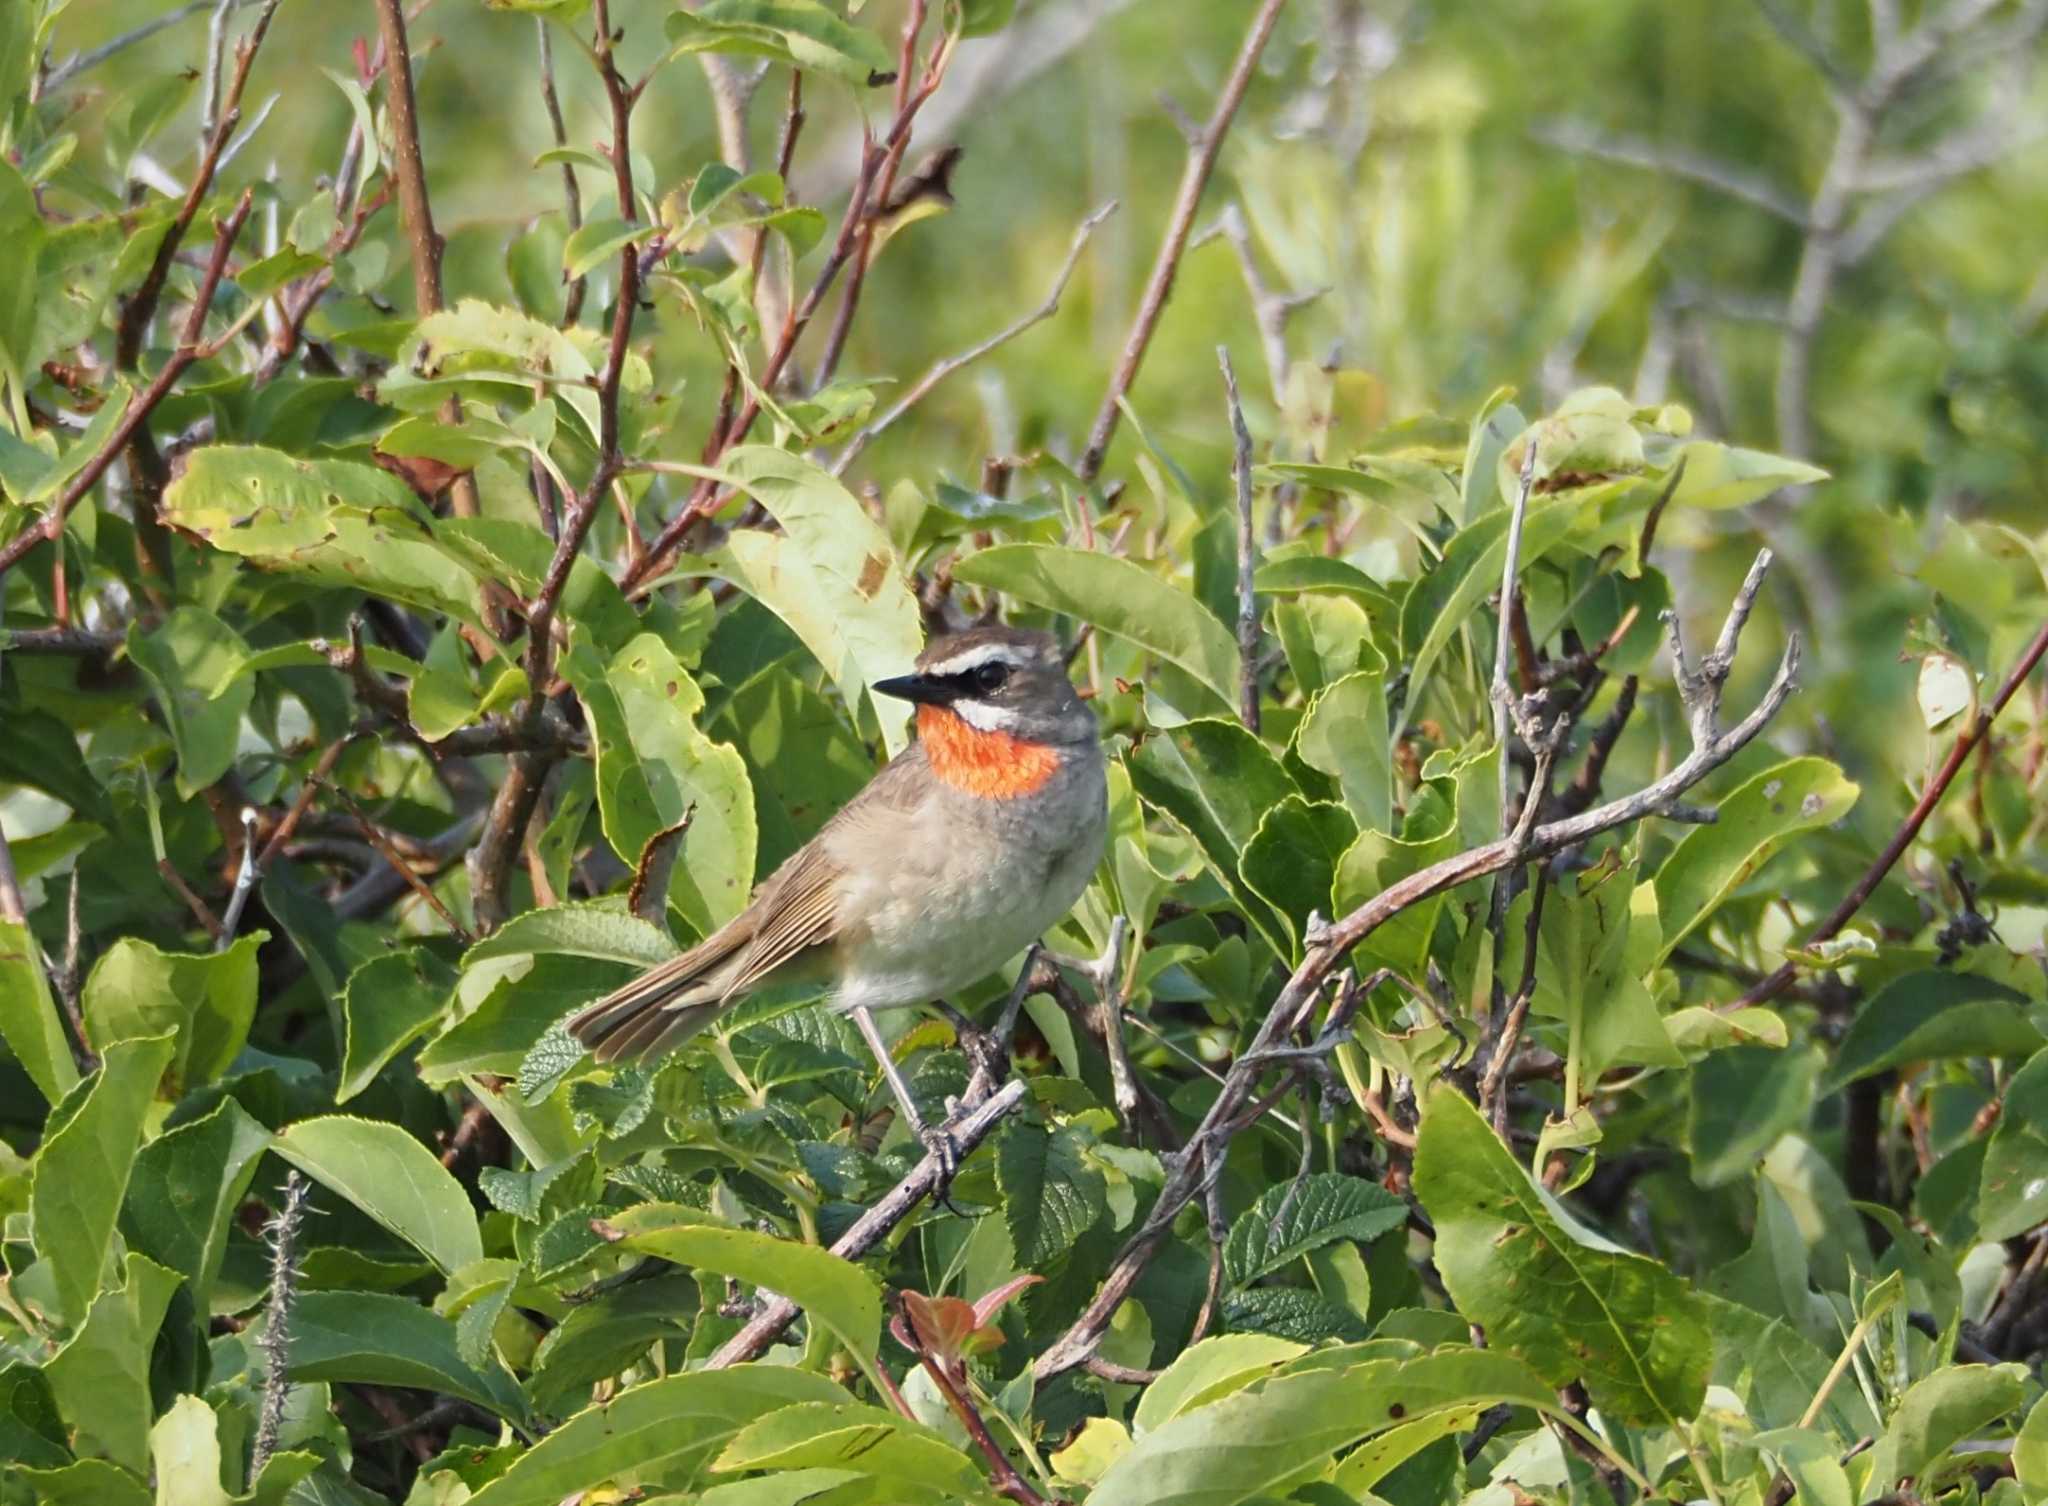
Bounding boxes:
1740 611 2048 1007
1533 119 1811 227
114 0 282 369
0 193 255 579
1203 202 1323 400
332 785 474 944
216 807 262 948
1034 550 1801 1383
706 1078 1029 1367
1076 0 1289 488
831 201 1117 475
42 0 222 92
1219 347 1261 731
537 19 587 327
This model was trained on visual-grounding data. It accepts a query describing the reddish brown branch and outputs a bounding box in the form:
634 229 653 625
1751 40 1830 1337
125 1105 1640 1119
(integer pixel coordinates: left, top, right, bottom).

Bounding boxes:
1075 0 1289 491
1740 612 2048 1007
114 0 281 368
372 0 447 317
0 193 255 579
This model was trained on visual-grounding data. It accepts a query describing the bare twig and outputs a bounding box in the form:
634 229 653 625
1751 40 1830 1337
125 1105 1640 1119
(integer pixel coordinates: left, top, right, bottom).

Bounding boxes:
0 193 255 579
332 786 474 944
1076 0 1289 490
251 1172 309 1477
536 19 587 327
1740 611 2048 1007
160 858 225 940
114 0 281 370
216 807 262 948
1201 203 1324 400
706 1078 1029 1367
42 0 224 92
1034 551 1801 1383
1533 120 1810 226
831 202 1117 474
1219 347 1261 731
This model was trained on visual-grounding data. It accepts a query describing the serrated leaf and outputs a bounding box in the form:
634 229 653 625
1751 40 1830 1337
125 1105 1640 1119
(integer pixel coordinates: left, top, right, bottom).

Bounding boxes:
1132 1335 1309 1434
464 901 684 968
1413 1083 1711 1427
1224 1174 1408 1288
996 1120 1107 1266
120 1099 271 1319
82 932 264 1099
1865 1364 2028 1494
1219 1287 1369 1344
43 1253 183 1473
0 917 80 1107
1294 668 1393 832
338 947 457 1102
711 1401 981 1493
126 607 252 797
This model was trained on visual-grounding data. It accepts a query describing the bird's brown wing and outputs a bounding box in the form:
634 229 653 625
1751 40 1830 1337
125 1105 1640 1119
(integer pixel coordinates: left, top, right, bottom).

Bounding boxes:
568 831 854 1063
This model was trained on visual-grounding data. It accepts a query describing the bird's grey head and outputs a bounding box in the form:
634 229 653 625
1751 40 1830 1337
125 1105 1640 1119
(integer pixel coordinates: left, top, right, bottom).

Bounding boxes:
873 625 1096 746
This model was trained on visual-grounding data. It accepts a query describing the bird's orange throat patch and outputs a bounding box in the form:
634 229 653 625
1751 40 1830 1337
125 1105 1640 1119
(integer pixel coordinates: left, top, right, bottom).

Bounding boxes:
917 705 1061 799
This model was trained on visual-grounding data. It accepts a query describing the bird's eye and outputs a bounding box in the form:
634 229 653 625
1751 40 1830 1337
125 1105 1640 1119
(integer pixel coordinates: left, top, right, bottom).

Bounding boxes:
973 661 1011 693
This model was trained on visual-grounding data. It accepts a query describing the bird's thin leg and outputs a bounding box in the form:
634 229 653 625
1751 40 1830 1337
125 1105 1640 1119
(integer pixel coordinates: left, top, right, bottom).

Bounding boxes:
848 1004 963 1198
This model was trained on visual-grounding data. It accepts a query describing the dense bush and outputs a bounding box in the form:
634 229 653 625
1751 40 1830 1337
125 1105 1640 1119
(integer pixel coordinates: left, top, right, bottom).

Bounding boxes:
2 2 2046 1504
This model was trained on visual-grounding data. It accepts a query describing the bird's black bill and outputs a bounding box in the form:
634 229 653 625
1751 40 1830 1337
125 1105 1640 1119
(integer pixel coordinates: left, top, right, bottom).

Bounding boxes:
872 672 953 706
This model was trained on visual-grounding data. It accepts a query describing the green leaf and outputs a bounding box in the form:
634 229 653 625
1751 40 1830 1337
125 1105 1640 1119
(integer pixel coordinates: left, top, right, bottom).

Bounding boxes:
711 1401 982 1494
1294 668 1393 832
1127 719 1297 956
604 1204 884 1365
461 900 683 968
1089 1348 1559 1506
562 215 652 280
11 1459 152 1506
526 1274 699 1414
1865 1364 2028 1494
1399 496 1577 715
1220 1286 1369 1344
43 1253 183 1473
31 1033 176 1323
664 0 893 83
1663 441 1828 510
150 1394 231 1506
422 954 635 1084
1826 971 2041 1091
1499 870 1682 1089
1239 798 1355 961
126 607 254 797
1132 1335 1309 1434
338 947 457 1102
273 1116 484 1274
563 633 757 935
2016 1393 2048 1501
1653 757 1858 961
82 933 264 1098
465 1367 850 1506
1413 1082 1712 1427
952 543 1241 712
1751 1427 1853 1506
1687 1044 1823 1188
160 447 494 633
121 1099 271 1318
1224 1174 1408 1288
713 446 925 757
1980 1045 2048 1240
0 917 80 1106
284 1291 525 1420
997 1119 1108 1266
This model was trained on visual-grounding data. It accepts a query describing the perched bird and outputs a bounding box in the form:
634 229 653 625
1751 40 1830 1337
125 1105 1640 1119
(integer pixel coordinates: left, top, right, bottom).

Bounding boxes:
567 623 1107 1158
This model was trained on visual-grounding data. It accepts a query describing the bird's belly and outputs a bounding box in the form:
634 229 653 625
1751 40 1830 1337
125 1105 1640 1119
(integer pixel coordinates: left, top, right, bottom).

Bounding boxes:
827 806 1102 1013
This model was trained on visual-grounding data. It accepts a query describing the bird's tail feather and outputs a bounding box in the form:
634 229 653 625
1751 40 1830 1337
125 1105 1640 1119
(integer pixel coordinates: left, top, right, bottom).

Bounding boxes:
568 961 726 1064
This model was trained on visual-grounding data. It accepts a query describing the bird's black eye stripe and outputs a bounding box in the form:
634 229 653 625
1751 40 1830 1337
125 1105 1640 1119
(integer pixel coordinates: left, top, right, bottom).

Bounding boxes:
973 661 1011 692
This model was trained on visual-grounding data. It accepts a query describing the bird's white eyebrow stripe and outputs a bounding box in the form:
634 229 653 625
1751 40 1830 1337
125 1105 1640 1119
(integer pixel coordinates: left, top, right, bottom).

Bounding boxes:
920 643 1028 678
951 698 1025 732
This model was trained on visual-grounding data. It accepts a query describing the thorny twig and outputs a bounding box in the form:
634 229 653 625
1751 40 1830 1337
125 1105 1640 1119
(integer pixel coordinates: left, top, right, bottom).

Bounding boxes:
251 1172 309 1477
1034 550 1801 1383
1076 0 1290 492
1219 347 1262 732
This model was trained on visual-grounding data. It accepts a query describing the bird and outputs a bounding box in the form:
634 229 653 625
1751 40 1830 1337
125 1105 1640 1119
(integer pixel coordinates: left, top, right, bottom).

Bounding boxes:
566 623 1107 1165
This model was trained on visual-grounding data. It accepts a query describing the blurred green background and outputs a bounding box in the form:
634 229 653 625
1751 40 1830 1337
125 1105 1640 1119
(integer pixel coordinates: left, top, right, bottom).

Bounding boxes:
52 0 2048 761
